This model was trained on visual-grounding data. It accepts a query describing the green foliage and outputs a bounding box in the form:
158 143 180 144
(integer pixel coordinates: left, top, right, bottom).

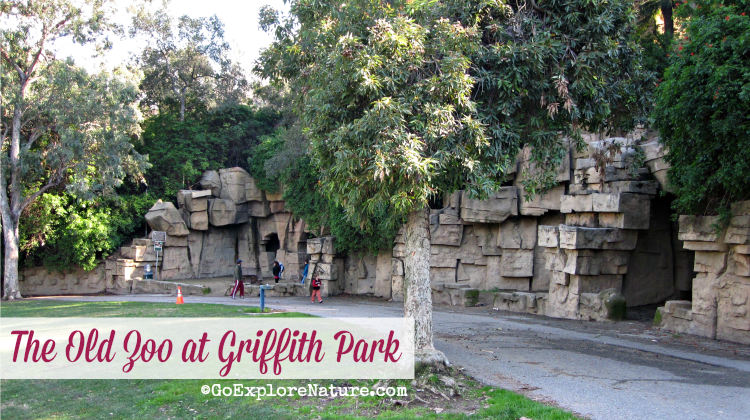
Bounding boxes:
654 0 750 214
138 105 279 198
257 0 653 230
282 156 400 254
247 133 285 192
636 1 677 77
20 193 157 271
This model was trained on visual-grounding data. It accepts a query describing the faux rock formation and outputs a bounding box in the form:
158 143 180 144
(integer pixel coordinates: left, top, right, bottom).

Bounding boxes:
219 167 251 204
208 199 249 226
460 187 518 223
145 200 189 236
200 170 222 197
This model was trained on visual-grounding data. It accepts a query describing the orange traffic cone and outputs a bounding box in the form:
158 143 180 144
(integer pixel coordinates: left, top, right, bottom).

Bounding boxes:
176 286 184 304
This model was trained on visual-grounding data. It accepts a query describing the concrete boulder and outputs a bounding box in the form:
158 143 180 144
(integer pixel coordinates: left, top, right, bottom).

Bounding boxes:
145 201 189 236
219 168 251 204
208 199 249 226
460 187 518 223
200 170 222 197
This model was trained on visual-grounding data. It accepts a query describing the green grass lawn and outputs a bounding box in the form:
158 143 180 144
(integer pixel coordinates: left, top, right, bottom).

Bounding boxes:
0 300 579 420
0 299 313 318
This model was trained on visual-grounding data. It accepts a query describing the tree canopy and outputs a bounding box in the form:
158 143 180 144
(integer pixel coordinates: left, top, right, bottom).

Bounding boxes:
1 0 148 299
130 2 249 120
257 0 653 228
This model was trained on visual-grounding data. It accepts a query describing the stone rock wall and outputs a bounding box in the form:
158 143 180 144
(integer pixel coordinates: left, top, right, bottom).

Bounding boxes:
657 203 750 344
383 128 680 322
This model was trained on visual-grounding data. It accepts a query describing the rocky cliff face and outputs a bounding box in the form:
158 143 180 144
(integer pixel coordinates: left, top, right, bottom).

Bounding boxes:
18 128 748 344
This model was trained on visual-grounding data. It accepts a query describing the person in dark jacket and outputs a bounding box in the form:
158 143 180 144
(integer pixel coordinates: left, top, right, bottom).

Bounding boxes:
232 259 244 299
272 261 281 283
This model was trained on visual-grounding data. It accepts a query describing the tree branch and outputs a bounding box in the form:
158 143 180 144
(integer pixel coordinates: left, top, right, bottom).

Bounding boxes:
19 164 70 215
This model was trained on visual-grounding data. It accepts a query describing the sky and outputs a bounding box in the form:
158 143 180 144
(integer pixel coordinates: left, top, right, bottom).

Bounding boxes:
52 0 291 80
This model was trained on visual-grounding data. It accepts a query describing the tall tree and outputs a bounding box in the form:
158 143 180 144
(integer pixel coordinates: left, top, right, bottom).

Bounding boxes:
130 2 249 121
1 0 148 300
257 0 650 364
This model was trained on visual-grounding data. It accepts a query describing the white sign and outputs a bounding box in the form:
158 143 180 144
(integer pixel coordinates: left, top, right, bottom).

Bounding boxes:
151 231 167 242
1 318 415 379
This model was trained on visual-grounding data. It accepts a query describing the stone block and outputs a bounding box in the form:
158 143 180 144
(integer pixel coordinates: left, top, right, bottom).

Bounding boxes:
160 247 193 280
218 167 250 204
198 226 238 278
725 215 750 245
430 267 457 283
682 240 729 252
187 211 209 230
460 187 518 223
180 190 210 212
145 200 189 236
517 184 565 216
537 225 559 248
694 251 727 274
734 253 750 277
208 199 249 226
573 274 623 294
200 170 222 197
601 181 658 195
248 200 272 217
431 224 463 246
391 258 404 276
552 271 570 286
391 275 404 302
598 212 649 230
560 194 593 213
245 176 265 202
592 194 651 226
678 215 722 242
374 253 393 299
542 248 567 272
487 275 530 291
132 245 157 262
187 231 203 278
664 300 693 314
163 234 188 247
322 236 336 255
500 249 534 277
439 213 461 225
497 217 537 249
270 201 287 213
120 246 134 259
559 225 638 250
316 263 338 280
565 213 598 228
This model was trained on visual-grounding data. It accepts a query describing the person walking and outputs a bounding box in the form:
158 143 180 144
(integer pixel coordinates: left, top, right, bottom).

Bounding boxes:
232 259 245 299
310 274 322 304
301 260 309 285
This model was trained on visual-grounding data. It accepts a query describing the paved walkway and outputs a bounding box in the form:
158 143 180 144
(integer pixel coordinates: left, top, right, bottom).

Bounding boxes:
29 294 750 420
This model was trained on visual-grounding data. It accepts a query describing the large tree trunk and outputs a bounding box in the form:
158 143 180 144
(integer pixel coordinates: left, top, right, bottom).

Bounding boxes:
2 215 22 300
403 206 448 366
661 2 674 37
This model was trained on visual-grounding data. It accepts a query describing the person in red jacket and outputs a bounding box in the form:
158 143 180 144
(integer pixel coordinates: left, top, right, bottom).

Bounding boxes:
310 274 322 304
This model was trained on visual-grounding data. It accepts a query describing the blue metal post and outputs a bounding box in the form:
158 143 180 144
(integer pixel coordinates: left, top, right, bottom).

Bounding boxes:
259 285 270 312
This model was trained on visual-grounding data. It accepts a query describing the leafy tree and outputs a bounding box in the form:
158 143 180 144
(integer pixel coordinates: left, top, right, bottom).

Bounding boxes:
636 1 678 78
137 105 279 199
21 192 156 272
130 2 249 121
1 0 148 300
258 0 650 363
654 0 750 214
